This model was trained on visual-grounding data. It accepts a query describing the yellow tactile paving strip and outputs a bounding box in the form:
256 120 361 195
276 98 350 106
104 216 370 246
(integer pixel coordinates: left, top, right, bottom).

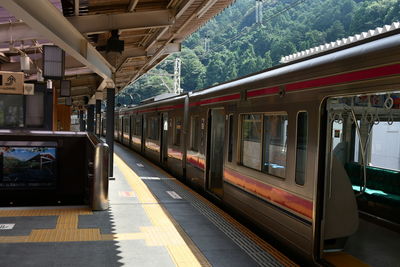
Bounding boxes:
115 154 210 267
0 208 97 243
141 154 299 267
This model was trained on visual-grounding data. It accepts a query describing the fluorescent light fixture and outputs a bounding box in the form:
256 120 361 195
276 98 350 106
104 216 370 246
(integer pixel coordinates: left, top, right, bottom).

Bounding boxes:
20 53 30 71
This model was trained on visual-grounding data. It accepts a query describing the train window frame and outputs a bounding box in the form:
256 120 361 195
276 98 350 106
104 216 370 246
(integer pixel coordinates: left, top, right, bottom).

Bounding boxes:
130 115 135 136
261 113 288 179
294 111 308 186
228 113 234 163
240 113 263 171
134 116 142 136
239 111 289 179
123 116 129 135
147 116 159 141
351 119 400 171
190 116 200 152
173 117 182 146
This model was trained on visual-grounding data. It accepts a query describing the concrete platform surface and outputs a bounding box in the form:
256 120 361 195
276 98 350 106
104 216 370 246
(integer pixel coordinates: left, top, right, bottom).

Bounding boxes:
0 143 297 267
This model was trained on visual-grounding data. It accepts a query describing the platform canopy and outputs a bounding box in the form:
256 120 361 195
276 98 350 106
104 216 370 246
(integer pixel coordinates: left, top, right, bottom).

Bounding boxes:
0 0 234 106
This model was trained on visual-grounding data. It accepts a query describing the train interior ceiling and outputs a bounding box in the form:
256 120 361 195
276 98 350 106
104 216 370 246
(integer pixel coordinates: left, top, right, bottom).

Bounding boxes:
323 92 400 266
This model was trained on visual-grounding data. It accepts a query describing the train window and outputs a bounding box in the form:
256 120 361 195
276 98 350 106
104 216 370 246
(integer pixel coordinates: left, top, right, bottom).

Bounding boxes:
295 112 308 185
134 117 142 136
262 114 288 178
174 117 182 146
352 120 400 170
241 114 262 170
123 116 129 134
147 117 159 140
191 116 200 151
130 116 134 136
228 114 234 162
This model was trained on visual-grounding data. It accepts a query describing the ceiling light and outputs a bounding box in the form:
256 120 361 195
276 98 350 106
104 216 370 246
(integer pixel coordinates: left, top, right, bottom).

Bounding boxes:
20 53 30 71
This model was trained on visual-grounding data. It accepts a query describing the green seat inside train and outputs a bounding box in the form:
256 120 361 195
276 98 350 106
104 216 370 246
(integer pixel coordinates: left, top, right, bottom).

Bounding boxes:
345 162 400 207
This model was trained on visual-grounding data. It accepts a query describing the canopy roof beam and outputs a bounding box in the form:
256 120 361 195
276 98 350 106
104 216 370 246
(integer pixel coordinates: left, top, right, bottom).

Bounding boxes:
67 10 173 35
0 0 114 81
128 0 139 12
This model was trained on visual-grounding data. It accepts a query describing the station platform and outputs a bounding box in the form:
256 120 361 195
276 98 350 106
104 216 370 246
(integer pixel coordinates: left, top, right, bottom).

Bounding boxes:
0 143 298 267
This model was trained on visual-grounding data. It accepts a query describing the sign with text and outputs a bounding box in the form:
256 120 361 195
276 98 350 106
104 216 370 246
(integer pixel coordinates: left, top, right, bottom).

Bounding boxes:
0 71 24 94
0 224 15 230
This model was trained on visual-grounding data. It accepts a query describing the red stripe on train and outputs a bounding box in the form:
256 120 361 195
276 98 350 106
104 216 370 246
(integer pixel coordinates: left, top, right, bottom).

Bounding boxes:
248 63 400 98
224 168 313 220
247 86 280 98
190 93 241 106
138 104 184 113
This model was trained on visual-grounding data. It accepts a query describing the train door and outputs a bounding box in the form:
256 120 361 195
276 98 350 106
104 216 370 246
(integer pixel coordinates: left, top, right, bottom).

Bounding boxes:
160 113 168 165
206 108 225 197
321 92 400 266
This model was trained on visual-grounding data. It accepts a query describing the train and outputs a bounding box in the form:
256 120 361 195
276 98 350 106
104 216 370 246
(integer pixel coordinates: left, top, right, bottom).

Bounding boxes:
105 25 400 266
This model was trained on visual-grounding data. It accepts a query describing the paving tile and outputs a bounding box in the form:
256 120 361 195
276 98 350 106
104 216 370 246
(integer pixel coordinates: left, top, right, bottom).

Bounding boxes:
0 143 292 267
0 216 57 236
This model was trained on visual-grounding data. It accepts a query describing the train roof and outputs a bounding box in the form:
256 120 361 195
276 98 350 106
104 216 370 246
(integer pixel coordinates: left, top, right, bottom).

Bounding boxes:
121 23 400 113
280 21 400 64
189 25 400 98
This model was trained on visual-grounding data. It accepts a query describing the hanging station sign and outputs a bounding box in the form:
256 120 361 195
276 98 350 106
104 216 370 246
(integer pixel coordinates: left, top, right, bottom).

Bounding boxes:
0 71 24 94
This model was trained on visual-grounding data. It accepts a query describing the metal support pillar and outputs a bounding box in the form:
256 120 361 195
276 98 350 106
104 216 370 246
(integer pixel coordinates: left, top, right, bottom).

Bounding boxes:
95 99 101 136
106 88 115 179
87 105 95 133
79 110 85 131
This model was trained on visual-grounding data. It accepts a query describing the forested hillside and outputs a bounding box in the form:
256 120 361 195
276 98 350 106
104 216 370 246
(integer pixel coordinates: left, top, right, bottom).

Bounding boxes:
120 0 400 105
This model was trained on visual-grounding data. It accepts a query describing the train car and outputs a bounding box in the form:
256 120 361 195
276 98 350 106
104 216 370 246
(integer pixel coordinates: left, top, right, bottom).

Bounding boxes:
119 95 187 178
115 26 400 266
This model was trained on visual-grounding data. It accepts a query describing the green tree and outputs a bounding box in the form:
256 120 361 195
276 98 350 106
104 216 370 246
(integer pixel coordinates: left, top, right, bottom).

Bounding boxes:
181 48 206 91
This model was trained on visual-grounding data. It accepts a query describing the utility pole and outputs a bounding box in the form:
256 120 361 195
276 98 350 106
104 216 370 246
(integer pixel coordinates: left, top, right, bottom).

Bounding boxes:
256 0 263 24
174 58 182 94
204 34 210 52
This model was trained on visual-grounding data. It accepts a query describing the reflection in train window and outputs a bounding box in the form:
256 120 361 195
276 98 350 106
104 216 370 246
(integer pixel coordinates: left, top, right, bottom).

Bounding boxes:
191 116 200 151
241 114 262 170
174 117 182 146
123 116 129 135
295 112 308 185
134 117 142 136
130 116 135 136
262 114 288 178
147 117 159 140
228 114 234 162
